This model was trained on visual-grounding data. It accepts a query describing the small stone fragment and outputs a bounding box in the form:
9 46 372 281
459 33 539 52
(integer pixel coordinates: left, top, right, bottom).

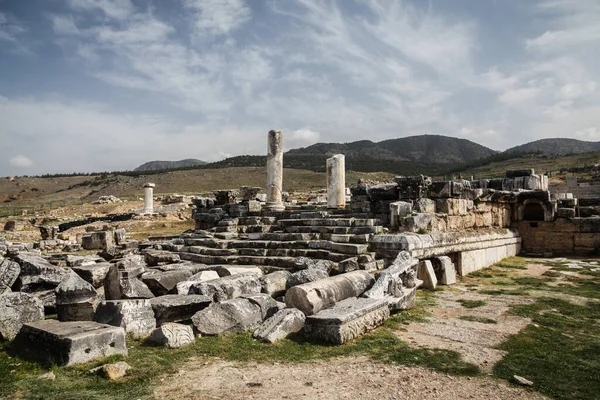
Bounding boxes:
253 308 305 343
513 375 533 386
102 361 131 381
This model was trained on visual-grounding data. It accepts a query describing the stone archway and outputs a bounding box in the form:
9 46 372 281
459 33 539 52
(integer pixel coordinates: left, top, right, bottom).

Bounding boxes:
522 202 545 221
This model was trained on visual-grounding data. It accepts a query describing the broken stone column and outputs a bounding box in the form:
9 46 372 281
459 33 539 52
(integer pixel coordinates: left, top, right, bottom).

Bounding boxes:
265 130 285 211
143 183 155 214
94 299 156 338
55 272 101 322
326 154 346 208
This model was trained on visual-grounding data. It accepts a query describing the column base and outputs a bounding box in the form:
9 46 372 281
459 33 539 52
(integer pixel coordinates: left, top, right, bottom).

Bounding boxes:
263 202 285 211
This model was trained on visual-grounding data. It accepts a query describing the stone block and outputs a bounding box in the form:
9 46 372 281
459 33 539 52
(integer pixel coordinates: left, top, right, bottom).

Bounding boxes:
430 181 451 198
431 256 456 285
94 299 156 339
260 271 292 297
253 308 305 343
414 198 436 213
150 294 211 326
13 320 127 366
55 272 101 322
144 249 181 266
217 265 263 277
176 270 220 295
104 263 154 300
192 297 263 335
188 273 262 302
388 286 419 311
303 297 389 344
417 260 437 289
150 323 194 348
71 262 111 288
285 271 374 316
389 201 412 228
142 270 193 296
0 292 45 340
14 252 68 292
557 208 576 218
286 268 330 289
0 258 20 292
82 231 114 250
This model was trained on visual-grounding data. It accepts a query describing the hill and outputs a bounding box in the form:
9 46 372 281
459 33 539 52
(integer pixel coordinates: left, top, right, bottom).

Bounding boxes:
286 135 498 164
134 158 207 171
504 138 600 155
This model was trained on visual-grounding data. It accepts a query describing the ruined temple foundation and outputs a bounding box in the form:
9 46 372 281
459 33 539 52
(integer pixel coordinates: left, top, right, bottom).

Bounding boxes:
327 154 346 209
143 183 155 214
264 130 285 211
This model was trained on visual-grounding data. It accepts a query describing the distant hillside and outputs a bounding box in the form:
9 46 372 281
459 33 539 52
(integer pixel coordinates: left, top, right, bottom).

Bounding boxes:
286 135 497 164
504 138 600 155
134 159 207 171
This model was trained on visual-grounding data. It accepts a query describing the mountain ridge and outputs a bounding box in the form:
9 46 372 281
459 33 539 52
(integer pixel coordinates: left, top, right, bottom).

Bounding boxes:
134 158 207 171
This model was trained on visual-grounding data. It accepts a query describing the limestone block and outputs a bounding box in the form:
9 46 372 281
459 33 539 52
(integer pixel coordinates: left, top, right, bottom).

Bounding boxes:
338 257 360 273
367 183 399 201
253 308 305 343
285 270 374 316
436 198 468 216
13 252 69 292
144 249 181 266
303 297 389 344
0 258 20 292
188 273 262 302
0 292 45 340
94 299 156 339
240 293 281 320
71 262 111 288
176 270 220 295
13 320 127 366
431 256 456 285
293 257 334 271
417 260 437 289
326 154 346 208
192 297 263 335
114 228 127 245
150 323 194 348
82 231 114 250
142 270 193 296
55 272 101 322
557 208 576 218
286 268 329 289
217 265 263 277
388 286 419 311
429 181 451 198
260 271 292 297
363 251 418 300
414 198 436 213
390 201 412 228
150 294 211 326
104 263 154 300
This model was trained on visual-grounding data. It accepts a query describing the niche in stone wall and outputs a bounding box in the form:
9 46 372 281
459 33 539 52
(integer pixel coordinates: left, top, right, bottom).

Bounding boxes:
522 202 545 221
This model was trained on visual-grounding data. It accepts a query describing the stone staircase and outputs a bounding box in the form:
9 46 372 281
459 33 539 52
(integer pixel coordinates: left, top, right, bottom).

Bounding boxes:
173 211 387 272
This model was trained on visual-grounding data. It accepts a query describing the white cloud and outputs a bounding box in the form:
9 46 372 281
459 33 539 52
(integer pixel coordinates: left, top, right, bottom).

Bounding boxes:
285 128 321 150
184 0 251 36
9 155 33 168
575 126 600 141
67 0 134 20
50 15 79 35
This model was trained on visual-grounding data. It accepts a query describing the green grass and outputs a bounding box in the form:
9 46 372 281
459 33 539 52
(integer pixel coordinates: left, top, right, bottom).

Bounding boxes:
479 288 530 296
458 316 497 324
495 258 528 270
0 292 479 400
457 299 487 309
494 297 600 400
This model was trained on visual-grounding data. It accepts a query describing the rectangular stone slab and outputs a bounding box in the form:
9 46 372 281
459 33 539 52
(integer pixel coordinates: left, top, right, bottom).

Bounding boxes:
304 297 389 344
13 320 127 366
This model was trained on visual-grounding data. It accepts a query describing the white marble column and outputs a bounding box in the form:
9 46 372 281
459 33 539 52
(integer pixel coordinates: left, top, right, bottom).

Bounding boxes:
265 130 285 211
143 183 155 214
326 154 346 208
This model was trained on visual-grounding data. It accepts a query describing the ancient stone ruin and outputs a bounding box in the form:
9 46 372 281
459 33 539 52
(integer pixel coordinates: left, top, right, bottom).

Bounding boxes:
1 130 599 366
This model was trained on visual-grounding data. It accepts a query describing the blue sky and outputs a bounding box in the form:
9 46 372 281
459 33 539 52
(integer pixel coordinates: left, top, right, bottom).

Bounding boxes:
1 0 599 176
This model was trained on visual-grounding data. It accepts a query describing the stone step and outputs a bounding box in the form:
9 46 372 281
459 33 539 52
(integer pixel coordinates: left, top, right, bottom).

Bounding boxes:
183 238 230 249
178 252 317 269
188 246 238 257
240 225 274 233
330 242 369 255
285 225 383 235
320 233 371 244
278 218 378 227
260 232 321 241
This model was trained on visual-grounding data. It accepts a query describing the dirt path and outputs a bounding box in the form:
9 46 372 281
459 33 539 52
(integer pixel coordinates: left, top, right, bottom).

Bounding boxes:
154 356 545 400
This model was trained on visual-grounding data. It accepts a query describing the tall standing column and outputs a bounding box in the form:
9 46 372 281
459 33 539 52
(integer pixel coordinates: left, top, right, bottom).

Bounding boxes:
143 183 155 214
265 130 285 211
326 154 346 208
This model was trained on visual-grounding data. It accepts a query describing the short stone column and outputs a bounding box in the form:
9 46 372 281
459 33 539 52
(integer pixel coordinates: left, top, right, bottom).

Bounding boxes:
326 154 346 208
143 183 155 214
265 130 285 211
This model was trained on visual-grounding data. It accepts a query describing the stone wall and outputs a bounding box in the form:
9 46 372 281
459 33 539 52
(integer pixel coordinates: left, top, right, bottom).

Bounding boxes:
515 218 600 255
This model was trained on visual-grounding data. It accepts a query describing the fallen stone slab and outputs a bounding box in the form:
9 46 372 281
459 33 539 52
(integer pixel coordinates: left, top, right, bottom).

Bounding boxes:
71 262 111 288
286 270 375 316
188 273 261 302
303 297 389 344
94 299 156 339
293 257 334 272
13 320 127 366
363 251 418 300
150 294 212 326
192 297 263 335
176 270 220 295
0 258 20 293
104 264 154 300
82 231 114 250
0 292 44 340
144 249 181 266
432 256 456 285
150 323 195 348
142 269 193 296
240 293 281 320
418 260 437 290
260 271 292 297
13 252 69 292
55 272 101 322
217 265 263 277
286 268 329 289
388 285 420 311
253 308 305 343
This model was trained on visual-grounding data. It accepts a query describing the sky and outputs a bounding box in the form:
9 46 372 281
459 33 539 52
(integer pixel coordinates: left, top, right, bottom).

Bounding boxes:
0 0 599 176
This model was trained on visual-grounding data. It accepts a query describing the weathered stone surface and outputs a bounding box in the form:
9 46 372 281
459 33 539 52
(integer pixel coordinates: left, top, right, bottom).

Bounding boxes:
176 270 220 295
417 260 437 289
390 201 412 228
82 231 114 250
13 252 68 292
367 183 398 201
286 271 375 316
338 257 360 273
0 292 45 340
293 257 334 272
104 263 154 300
55 272 100 322
265 130 285 211
432 256 456 285
253 308 305 343
192 297 263 335
286 268 329 289
260 271 292 297
94 299 156 338
142 270 193 296
326 154 346 209
217 265 263 277
304 297 389 344
414 198 436 213
144 249 181 266
150 294 211 326
71 262 111 288
188 273 261 302
13 320 127 366
363 251 418 300
150 323 194 348
241 293 280 320
102 361 131 381
0 258 20 292
557 208 576 218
